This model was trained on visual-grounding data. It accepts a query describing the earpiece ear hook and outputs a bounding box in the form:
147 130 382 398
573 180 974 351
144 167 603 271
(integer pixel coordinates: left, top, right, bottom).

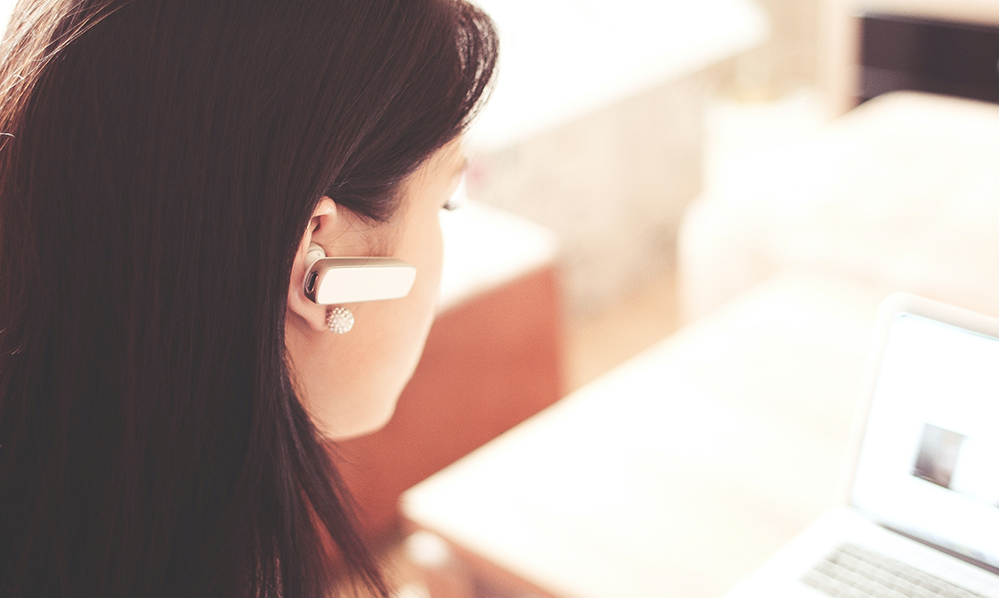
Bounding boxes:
306 242 327 268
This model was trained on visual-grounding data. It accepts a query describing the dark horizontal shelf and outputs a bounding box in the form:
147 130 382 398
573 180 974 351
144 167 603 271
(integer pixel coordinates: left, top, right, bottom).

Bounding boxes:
859 12 999 105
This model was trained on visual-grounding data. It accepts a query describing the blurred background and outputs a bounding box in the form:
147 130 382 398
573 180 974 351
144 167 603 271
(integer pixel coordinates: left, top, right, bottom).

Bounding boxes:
5 0 998 596
375 0 999 596
457 0 999 391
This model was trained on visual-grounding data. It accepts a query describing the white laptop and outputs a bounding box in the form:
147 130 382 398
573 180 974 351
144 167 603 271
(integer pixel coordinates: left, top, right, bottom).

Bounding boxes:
727 293 999 598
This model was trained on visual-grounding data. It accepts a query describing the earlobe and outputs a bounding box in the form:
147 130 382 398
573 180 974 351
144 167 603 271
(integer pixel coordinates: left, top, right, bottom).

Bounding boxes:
302 243 357 335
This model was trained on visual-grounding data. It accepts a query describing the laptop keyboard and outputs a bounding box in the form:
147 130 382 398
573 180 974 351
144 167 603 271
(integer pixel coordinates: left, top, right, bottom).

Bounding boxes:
801 542 985 598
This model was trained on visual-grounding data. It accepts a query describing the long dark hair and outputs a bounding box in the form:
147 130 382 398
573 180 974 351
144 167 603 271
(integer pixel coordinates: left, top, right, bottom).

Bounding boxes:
0 0 496 596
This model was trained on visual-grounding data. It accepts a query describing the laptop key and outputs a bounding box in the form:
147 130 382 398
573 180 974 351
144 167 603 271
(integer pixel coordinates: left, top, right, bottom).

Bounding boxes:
800 543 986 598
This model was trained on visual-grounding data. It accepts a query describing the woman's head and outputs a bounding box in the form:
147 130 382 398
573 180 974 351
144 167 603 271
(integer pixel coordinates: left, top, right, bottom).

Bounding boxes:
286 138 468 439
0 0 495 595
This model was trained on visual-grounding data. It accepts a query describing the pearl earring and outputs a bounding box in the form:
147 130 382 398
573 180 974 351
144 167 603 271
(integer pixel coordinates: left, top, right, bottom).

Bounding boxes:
326 306 354 334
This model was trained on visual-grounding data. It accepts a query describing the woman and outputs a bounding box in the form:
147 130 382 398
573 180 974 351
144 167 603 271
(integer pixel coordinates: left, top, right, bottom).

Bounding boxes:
0 0 496 596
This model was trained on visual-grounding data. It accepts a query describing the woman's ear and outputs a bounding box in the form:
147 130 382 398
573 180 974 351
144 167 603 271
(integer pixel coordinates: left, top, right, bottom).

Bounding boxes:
287 198 339 331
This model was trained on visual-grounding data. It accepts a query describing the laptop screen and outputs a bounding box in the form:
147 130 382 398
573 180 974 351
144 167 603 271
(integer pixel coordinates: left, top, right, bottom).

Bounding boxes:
852 312 999 569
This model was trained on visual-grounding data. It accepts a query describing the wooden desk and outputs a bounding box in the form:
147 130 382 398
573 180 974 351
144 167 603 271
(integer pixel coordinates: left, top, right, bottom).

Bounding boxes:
402 275 887 598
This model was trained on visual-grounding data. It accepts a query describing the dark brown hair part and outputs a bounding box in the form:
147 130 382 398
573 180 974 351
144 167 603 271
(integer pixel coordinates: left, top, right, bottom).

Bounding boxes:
0 1 496 596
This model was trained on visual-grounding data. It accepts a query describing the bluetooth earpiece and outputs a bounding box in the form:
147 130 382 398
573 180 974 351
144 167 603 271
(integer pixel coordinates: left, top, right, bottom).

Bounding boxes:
303 243 417 305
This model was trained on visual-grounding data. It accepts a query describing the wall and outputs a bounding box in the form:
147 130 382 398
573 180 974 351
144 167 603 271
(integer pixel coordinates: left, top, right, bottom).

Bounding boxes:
466 73 708 316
